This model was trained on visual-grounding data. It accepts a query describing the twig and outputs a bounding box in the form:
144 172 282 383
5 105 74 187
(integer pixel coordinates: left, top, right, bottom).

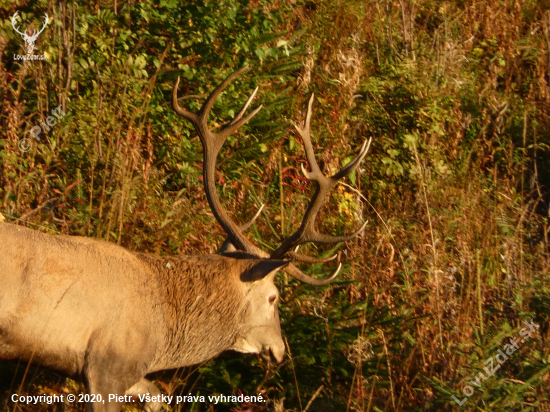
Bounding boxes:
411 140 444 348
284 336 303 411
338 181 411 281
379 329 396 410
303 385 323 412
13 197 61 223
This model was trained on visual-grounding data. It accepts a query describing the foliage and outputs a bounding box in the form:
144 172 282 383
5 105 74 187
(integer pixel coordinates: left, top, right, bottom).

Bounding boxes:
1 0 549 411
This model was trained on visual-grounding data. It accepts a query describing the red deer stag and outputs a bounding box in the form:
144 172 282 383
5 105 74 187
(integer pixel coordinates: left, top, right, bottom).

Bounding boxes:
0 67 371 412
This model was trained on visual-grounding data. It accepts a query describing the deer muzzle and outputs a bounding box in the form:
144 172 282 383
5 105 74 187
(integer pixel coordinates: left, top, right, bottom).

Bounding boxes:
262 340 285 364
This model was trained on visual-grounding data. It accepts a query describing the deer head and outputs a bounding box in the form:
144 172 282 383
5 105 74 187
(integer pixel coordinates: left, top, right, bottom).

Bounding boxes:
11 11 48 55
172 67 372 286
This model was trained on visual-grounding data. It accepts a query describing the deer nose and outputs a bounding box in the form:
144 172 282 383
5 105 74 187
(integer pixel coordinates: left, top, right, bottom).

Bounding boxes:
262 342 285 364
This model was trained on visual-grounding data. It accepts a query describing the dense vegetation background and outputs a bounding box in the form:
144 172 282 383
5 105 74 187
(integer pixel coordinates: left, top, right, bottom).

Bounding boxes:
1 0 549 411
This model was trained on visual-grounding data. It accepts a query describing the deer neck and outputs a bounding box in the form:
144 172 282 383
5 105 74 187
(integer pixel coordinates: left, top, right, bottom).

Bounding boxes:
135 253 245 370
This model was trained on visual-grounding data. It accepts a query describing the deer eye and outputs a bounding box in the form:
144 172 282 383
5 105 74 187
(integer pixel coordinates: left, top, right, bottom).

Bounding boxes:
269 295 277 304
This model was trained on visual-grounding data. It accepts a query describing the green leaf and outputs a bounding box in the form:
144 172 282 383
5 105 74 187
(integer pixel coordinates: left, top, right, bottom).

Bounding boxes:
254 48 265 60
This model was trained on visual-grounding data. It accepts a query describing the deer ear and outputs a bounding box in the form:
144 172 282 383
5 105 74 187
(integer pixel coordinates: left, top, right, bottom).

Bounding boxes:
240 260 290 282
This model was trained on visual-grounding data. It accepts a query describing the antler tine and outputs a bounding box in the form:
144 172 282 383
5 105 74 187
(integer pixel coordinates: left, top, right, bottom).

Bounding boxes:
285 262 342 286
172 77 199 123
286 250 338 264
332 137 372 180
218 104 262 141
219 204 265 254
308 220 369 244
228 86 259 127
295 94 322 176
270 95 371 261
173 67 262 151
200 66 248 121
198 66 263 142
240 203 265 231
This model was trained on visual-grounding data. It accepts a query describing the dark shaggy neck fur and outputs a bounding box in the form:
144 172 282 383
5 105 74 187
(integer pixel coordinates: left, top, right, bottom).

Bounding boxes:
134 253 251 370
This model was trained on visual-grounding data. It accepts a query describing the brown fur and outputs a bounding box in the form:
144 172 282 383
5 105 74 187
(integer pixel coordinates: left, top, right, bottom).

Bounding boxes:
0 222 285 412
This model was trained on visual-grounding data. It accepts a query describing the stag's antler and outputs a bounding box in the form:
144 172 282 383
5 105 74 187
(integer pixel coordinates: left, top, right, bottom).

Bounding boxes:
11 12 26 37
172 67 371 285
34 13 49 38
270 95 372 259
11 12 49 39
172 67 264 256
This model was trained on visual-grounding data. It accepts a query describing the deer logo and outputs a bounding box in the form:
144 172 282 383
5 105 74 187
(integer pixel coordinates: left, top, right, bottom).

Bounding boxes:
11 11 49 56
